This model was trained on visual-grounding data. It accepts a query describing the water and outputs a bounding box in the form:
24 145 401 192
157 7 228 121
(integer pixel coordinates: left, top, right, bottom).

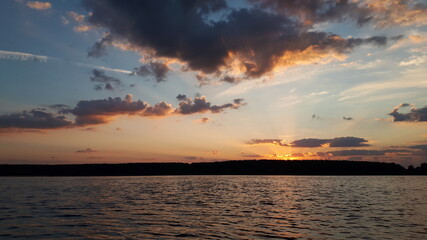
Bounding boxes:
0 176 426 239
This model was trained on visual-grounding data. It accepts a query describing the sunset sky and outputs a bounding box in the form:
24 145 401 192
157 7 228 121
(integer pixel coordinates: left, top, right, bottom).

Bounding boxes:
0 0 426 166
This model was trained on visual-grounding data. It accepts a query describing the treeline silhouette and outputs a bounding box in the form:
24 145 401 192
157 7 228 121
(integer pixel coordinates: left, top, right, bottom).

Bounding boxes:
1 160 426 176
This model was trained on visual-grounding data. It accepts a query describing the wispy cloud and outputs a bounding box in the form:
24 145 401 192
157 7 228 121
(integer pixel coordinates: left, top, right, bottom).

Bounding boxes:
0 50 48 62
0 49 132 74
399 55 427 66
339 68 427 102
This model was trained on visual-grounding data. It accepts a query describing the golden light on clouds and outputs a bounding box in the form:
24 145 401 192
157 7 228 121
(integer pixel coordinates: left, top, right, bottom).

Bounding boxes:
26 1 51 10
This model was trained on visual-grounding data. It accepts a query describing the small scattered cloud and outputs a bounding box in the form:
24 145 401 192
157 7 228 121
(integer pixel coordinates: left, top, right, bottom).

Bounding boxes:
90 69 122 91
131 61 170 82
343 116 353 121
76 148 96 153
312 114 321 120
175 95 245 115
73 25 92 33
196 117 210 124
60 16 69 25
26 1 51 10
308 91 328 97
68 11 85 22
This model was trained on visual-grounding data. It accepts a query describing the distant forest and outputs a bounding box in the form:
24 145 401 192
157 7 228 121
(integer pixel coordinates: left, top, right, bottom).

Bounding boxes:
1 160 426 176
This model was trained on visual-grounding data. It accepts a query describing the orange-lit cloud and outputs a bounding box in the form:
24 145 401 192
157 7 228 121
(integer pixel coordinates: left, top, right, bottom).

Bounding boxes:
0 94 245 131
73 25 92 32
84 1 396 83
26 1 51 10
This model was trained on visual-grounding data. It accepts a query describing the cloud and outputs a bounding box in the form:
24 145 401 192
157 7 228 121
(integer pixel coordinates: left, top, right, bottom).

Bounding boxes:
343 116 353 121
90 69 122 91
87 34 113 58
68 95 149 125
0 49 134 76
245 137 370 148
389 104 427 122
0 50 48 62
68 11 85 22
83 0 395 82
308 91 328 97
26 1 51 10
131 61 170 82
290 138 330 148
61 16 69 25
73 25 92 33
245 139 288 147
399 55 427 66
76 148 96 153
251 0 427 28
141 102 174 117
326 149 410 156
408 145 427 152
0 94 246 130
176 94 190 102
196 117 210 124
0 110 72 129
175 95 245 115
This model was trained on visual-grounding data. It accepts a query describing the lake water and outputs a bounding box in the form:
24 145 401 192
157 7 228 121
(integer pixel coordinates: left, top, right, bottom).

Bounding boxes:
0 176 426 239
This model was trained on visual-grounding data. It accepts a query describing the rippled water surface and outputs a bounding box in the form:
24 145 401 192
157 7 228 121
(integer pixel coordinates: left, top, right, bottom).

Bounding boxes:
1 176 426 239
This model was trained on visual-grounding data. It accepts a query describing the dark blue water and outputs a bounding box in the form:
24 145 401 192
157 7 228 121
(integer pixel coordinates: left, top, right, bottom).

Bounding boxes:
0 176 426 239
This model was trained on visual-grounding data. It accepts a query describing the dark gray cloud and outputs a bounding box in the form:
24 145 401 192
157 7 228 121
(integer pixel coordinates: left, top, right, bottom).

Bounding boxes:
68 95 149 125
90 69 122 91
176 94 190 101
328 137 369 147
142 102 174 117
389 104 427 122
408 145 427 152
1 94 246 130
131 61 170 82
290 137 369 147
290 138 329 147
0 110 73 129
83 0 395 81
175 95 245 115
87 34 113 58
245 136 369 148
343 116 353 120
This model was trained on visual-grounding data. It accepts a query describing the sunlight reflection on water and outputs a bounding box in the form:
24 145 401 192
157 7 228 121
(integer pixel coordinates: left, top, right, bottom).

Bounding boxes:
0 176 426 239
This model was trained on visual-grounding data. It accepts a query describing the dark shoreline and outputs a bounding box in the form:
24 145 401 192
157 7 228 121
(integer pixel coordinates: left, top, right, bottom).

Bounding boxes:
1 160 426 176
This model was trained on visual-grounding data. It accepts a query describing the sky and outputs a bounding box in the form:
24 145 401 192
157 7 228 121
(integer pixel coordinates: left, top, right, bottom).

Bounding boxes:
0 0 426 166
